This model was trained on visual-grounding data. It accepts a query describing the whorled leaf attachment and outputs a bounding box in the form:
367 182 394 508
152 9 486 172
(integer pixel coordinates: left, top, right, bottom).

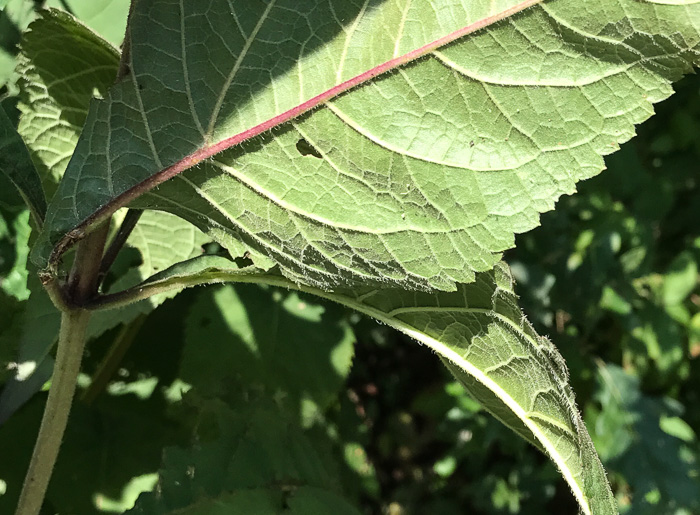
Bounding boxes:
94 256 617 514
33 0 700 291
0 11 213 424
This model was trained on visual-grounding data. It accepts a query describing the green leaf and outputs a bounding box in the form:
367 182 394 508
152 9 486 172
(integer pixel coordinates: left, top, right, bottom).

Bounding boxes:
0 105 46 225
181 283 355 419
16 8 120 198
44 0 130 47
589 364 700 512
35 1 700 290
662 250 698 306
128 397 359 514
337 263 615 514
110 257 615 514
0 208 31 300
645 0 700 4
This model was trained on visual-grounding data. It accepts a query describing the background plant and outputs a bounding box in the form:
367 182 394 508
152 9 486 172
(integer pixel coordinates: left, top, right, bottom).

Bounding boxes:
0 1 699 514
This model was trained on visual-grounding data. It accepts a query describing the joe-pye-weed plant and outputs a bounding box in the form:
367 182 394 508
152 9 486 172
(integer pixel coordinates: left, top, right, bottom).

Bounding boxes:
1 0 699 513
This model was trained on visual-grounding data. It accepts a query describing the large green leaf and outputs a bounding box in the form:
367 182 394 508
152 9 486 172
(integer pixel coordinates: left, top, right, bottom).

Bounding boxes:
34 0 700 290
96 256 616 514
181 283 355 419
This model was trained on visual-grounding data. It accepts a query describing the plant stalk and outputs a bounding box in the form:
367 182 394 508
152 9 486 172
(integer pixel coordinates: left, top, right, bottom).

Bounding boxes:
16 224 108 515
97 209 142 287
14 308 91 515
15 2 136 512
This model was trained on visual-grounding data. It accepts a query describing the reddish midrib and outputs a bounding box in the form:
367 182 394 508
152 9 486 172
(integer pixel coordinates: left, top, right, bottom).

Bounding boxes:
48 0 542 269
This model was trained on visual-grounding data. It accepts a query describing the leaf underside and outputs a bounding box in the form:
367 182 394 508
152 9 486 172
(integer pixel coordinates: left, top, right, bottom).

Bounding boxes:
34 0 700 291
116 255 617 514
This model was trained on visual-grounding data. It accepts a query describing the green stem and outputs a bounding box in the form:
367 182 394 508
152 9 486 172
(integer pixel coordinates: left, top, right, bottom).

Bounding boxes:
16 222 108 514
14 308 91 515
15 3 136 511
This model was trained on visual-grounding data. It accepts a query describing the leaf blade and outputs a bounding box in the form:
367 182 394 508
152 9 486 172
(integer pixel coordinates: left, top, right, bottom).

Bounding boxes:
35 0 700 291
335 263 615 514
100 256 616 514
31 2 556 280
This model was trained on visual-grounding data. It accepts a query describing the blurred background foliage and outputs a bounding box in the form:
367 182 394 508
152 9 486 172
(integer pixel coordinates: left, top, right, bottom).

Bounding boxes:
1 1 699 514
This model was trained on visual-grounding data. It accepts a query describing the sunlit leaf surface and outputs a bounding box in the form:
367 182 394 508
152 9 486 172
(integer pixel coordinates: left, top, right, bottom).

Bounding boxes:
34 0 700 291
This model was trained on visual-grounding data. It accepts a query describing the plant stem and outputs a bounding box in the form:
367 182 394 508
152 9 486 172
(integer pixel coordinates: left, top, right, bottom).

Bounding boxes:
14 308 91 515
66 222 110 305
16 224 108 514
15 3 137 512
97 209 142 287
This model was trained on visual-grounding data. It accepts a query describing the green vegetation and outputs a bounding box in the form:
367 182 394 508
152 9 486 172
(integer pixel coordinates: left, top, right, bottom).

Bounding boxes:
0 1 699 513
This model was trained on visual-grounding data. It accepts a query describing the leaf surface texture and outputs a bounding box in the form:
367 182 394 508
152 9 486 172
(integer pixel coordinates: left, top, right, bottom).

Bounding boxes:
35 0 700 290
